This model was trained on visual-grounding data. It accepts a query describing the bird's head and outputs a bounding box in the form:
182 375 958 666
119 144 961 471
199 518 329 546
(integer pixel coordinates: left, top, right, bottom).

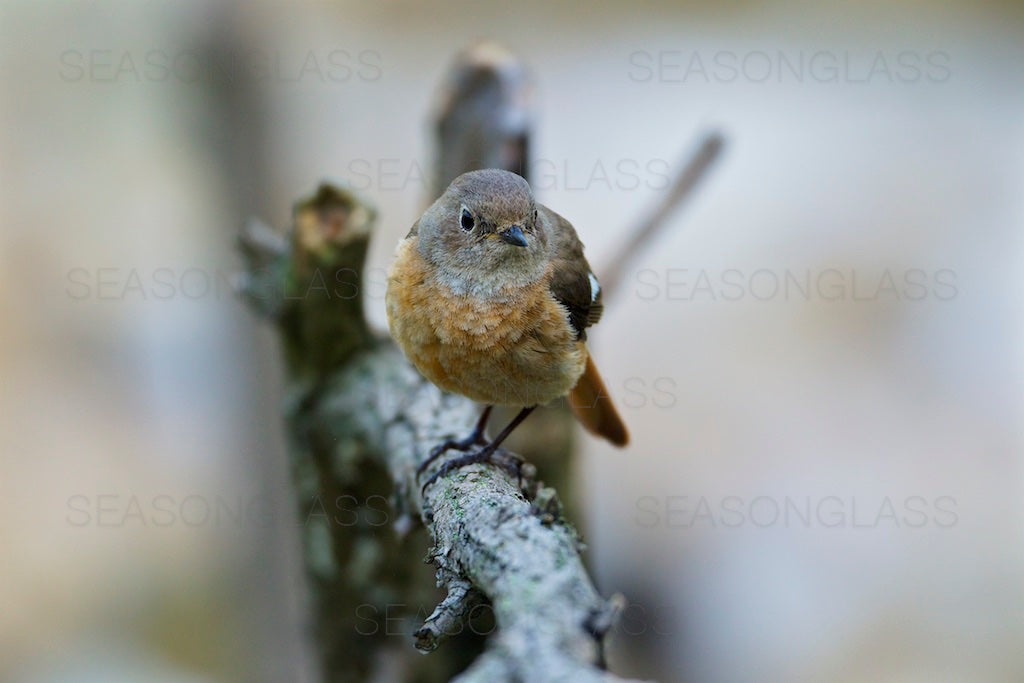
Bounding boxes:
416 169 549 296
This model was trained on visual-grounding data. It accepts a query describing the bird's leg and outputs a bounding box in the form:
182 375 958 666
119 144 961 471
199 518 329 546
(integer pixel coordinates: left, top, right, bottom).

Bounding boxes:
420 406 536 494
416 405 493 476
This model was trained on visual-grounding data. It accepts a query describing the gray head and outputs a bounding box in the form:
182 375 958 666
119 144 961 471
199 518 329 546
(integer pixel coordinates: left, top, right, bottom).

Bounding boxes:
416 169 549 296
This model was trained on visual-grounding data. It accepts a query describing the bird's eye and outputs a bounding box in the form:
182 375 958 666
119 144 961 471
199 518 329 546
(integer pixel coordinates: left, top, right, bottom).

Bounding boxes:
460 206 475 231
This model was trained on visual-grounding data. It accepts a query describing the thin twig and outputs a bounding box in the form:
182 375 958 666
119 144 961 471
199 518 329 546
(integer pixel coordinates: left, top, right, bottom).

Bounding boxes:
600 131 725 298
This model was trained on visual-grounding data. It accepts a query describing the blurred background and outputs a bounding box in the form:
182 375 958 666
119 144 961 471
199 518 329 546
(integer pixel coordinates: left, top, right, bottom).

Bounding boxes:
2 0 1022 681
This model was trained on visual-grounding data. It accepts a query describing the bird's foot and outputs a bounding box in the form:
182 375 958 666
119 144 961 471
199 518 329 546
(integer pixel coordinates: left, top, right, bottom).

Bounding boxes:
416 431 488 477
419 444 523 495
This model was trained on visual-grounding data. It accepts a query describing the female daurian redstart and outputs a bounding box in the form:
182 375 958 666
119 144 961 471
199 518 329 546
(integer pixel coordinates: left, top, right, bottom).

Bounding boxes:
386 169 628 489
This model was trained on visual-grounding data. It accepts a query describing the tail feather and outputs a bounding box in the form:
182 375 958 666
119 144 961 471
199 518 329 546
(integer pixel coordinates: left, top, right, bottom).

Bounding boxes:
568 355 629 447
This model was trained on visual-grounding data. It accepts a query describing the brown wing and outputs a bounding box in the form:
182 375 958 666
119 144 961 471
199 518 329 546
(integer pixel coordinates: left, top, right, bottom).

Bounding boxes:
540 205 603 341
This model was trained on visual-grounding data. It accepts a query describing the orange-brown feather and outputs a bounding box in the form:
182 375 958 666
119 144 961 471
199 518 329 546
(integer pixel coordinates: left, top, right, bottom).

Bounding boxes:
387 237 629 447
387 239 586 407
568 355 629 446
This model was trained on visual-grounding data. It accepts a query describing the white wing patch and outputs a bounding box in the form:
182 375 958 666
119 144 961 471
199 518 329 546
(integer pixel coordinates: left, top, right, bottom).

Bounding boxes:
588 272 600 302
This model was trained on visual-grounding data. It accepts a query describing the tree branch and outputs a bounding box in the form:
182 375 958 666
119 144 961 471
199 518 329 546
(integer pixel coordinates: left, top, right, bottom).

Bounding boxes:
414 580 485 653
433 41 534 196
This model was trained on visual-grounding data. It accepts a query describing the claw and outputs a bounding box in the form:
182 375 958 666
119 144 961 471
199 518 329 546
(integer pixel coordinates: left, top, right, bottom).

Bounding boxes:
417 433 485 476
420 445 496 495
416 406 494 477
417 406 535 495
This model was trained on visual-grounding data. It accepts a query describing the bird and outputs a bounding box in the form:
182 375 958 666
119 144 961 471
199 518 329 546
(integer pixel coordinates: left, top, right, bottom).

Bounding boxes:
385 169 628 491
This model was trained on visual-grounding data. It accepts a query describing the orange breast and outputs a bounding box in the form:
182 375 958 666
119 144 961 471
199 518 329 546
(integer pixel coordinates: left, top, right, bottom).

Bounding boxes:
386 239 587 407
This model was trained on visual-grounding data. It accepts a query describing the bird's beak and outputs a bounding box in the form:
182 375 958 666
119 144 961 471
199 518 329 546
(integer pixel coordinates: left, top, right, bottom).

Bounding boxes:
498 225 528 247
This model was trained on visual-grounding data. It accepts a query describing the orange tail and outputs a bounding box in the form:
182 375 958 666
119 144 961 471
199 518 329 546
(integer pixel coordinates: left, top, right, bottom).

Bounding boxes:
568 355 629 447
